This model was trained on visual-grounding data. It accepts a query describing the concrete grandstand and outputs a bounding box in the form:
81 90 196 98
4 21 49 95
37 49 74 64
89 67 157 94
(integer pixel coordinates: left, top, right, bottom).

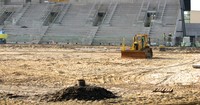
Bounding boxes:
0 0 191 46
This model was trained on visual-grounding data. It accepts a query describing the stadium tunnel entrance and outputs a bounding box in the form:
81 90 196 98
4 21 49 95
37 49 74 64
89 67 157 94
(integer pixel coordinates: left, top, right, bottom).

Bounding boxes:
144 11 156 27
93 12 106 26
93 4 108 26
0 10 14 25
43 12 58 26
26 0 31 3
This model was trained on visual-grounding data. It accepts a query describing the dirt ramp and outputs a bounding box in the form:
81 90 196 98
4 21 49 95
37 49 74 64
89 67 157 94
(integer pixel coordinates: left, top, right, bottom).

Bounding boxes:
40 85 117 102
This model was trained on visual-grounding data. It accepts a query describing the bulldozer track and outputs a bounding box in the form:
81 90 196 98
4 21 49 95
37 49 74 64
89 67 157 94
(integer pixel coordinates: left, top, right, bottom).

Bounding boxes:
1 46 200 105
133 58 200 85
94 57 200 87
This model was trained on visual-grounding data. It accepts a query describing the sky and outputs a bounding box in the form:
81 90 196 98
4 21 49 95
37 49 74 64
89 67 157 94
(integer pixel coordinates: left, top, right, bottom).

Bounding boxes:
191 0 200 11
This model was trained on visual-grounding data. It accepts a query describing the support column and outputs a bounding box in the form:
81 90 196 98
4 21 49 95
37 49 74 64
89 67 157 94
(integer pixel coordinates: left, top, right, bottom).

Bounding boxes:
179 0 186 37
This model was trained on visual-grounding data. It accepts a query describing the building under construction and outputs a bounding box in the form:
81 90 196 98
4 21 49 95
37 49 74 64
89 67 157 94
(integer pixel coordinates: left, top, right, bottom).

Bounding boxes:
0 0 199 46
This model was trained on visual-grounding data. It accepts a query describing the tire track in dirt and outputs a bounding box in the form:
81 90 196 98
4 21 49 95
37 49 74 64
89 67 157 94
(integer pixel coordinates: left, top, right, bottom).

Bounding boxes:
98 56 199 85
90 57 200 86
133 58 200 85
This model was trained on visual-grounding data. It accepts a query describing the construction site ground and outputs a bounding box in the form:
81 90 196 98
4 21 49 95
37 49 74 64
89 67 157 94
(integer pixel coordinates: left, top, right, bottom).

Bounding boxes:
0 45 200 105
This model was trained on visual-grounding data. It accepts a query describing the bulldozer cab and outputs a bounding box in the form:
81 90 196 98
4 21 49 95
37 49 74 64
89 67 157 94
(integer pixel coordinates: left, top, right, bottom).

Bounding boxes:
121 34 153 59
131 34 149 51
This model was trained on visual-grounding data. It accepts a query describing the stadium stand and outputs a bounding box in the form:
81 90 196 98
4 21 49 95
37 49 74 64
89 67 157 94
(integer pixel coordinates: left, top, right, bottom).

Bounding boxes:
149 0 179 45
0 0 180 45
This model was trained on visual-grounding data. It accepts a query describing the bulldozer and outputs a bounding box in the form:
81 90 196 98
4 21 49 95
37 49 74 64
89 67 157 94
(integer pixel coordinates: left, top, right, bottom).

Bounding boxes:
121 34 153 59
0 30 7 44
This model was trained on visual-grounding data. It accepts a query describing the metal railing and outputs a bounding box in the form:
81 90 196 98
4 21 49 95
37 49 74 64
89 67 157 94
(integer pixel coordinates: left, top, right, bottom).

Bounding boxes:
14 5 29 25
92 1 103 23
137 0 146 22
38 4 56 44
154 0 162 22
39 4 50 21
39 4 67 44
142 0 150 25
137 0 150 23
160 0 167 24
87 27 99 45
52 4 66 23
0 7 6 16
42 4 55 26
101 0 113 25
0 7 7 24
148 17 155 36
102 1 118 25
173 2 181 38
4 7 16 25
86 0 98 23
55 3 71 24
14 3 31 25
86 0 102 25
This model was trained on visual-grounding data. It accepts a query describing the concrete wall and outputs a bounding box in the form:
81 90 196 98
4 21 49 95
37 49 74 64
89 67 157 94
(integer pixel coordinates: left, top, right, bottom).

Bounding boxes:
10 0 43 4
69 0 137 3
190 11 200 23
186 23 200 35
6 0 141 4
0 0 11 5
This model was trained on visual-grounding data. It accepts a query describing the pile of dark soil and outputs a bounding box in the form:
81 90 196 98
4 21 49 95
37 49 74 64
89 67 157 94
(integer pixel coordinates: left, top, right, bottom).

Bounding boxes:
40 85 117 102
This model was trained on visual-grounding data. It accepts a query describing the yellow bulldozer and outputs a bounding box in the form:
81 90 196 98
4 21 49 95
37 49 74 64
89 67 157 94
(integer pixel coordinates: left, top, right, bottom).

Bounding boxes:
0 30 7 44
121 34 153 59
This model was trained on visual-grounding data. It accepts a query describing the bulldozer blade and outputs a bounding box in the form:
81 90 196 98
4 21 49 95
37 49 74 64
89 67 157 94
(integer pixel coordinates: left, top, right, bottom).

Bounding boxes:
121 50 147 59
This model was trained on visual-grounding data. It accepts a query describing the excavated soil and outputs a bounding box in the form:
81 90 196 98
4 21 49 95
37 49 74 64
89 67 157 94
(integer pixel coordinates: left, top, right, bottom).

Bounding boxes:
40 85 117 102
0 45 200 105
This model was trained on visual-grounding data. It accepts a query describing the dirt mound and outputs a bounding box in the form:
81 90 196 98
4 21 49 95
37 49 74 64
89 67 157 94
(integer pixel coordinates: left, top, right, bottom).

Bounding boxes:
40 85 117 102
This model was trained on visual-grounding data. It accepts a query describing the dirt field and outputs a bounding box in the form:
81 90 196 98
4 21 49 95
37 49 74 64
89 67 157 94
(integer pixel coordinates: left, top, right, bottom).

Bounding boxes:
0 45 200 105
